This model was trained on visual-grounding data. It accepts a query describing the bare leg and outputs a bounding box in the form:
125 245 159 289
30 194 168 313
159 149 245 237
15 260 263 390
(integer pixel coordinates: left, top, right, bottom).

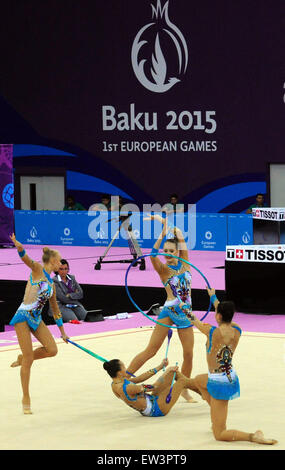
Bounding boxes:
157 371 194 415
151 367 180 396
11 321 58 414
193 374 211 405
127 319 172 374
31 321 58 360
177 326 195 402
11 321 58 364
193 374 277 444
11 322 34 414
210 398 277 444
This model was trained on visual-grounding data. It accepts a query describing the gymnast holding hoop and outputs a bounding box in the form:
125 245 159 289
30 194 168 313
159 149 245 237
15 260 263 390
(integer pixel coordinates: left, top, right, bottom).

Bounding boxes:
191 289 277 445
127 215 199 403
9 234 69 414
104 358 198 418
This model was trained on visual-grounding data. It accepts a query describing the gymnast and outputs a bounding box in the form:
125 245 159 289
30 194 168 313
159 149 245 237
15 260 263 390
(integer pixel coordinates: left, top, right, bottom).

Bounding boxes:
9 234 69 414
127 214 198 403
104 358 199 417
190 288 277 445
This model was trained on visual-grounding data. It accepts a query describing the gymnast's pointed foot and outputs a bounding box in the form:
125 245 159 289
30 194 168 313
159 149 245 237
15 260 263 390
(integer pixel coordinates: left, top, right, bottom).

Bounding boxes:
22 397 32 415
10 354 23 368
251 430 277 445
181 389 198 403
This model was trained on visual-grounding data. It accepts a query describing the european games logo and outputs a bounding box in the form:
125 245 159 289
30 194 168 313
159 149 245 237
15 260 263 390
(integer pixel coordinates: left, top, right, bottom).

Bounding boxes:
205 231 212 240
131 0 188 93
64 227 71 236
242 231 250 244
2 183 14 209
30 227 38 239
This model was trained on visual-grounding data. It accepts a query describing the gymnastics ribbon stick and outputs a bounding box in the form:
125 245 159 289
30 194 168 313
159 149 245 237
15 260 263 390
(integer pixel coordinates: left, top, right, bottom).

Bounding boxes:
67 339 138 377
67 340 147 382
166 362 179 404
67 339 108 363
163 329 173 371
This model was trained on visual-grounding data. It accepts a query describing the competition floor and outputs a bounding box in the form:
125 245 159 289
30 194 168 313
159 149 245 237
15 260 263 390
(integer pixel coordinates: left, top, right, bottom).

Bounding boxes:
0 311 284 450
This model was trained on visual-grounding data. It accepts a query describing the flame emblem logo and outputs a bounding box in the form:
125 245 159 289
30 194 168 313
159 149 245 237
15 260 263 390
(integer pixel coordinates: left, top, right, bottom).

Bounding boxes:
131 0 188 93
30 226 38 238
242 231 250 244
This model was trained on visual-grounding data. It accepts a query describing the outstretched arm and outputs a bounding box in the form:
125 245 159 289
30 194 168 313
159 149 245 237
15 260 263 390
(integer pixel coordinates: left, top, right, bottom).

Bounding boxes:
189 314 212 336
129 359 168 384
10 233 41 272
188 288 219 335
207 288 220 311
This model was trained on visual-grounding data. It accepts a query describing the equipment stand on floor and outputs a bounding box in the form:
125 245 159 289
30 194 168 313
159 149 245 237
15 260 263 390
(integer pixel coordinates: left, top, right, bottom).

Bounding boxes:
94 212 145 271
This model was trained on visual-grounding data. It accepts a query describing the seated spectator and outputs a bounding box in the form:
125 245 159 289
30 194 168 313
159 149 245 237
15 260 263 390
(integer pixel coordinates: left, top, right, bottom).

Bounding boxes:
162 193 185 214
49 259 87 322
63 195 86 211
89 194 112 211
246 193 265 214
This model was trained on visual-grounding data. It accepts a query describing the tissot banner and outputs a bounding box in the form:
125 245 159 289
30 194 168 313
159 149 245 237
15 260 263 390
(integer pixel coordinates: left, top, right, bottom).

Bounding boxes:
226 245 285 263
252 208 285 221
0 144 14 246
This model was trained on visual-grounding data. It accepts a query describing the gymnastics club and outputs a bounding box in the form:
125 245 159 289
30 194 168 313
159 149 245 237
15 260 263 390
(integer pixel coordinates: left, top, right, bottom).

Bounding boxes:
163 329 173 371
67 339 108 363
166 362 178 404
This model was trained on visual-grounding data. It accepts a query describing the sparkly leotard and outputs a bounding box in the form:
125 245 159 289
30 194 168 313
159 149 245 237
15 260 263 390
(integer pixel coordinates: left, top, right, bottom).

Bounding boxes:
158 261 192 328
206 325 242 400
113 379 164 417
10 269 62 331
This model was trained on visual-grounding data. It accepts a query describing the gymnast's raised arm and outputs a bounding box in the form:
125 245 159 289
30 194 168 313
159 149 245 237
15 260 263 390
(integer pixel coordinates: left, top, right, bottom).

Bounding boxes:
207 288 220 311
189 288 220 335
10 233 41 272
144 214 169 274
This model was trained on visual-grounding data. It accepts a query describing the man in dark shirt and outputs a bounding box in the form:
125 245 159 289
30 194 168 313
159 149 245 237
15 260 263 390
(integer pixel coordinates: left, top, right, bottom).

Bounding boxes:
246 194 265 214
63 195 85 211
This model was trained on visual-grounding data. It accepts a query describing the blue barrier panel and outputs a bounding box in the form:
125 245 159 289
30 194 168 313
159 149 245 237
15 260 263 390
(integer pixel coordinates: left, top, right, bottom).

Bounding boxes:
44 211 94 246
14 210 241 250
227 214 253 245
15 210 50 244
195 213 228 251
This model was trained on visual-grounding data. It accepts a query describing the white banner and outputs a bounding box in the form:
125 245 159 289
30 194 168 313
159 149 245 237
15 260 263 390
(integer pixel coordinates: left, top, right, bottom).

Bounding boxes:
226 245 285 263
252 207 285 221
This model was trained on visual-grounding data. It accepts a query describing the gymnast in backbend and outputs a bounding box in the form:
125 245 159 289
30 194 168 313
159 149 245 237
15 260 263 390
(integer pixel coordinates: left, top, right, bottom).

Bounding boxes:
9 234 69 414
190 288 277 445
127 214 199 403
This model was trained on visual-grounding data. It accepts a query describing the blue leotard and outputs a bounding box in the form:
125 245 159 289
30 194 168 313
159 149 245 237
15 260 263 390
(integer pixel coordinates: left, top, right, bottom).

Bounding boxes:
10 269 60 331
206 325 242 400
158 261 192 328
116 379 164 417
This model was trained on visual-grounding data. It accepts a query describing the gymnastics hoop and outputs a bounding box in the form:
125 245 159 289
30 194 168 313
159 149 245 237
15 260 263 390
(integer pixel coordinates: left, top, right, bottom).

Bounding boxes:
125 253 212 330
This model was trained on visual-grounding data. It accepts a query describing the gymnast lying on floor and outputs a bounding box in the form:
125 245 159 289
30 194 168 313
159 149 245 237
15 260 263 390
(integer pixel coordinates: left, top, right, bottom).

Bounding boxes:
103 358 200 418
